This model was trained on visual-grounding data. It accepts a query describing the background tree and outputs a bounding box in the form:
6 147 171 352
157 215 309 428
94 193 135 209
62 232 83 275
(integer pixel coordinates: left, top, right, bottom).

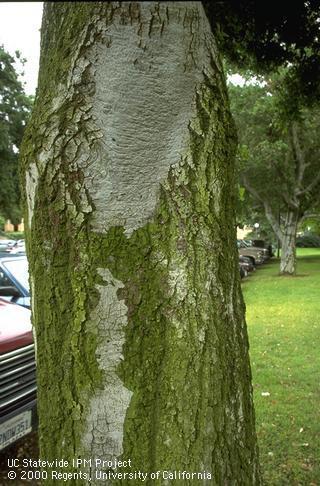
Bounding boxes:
205 0 320 275
0 46 32 222
21 3 261 484
229 77 320 274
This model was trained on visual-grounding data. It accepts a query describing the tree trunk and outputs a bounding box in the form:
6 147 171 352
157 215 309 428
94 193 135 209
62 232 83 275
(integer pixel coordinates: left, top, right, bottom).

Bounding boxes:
21 2 261 485
280 210 299 275
255 198 299 275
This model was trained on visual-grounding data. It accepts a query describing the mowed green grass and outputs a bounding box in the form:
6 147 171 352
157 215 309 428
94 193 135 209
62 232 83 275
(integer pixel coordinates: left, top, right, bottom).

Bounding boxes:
242 248 320 485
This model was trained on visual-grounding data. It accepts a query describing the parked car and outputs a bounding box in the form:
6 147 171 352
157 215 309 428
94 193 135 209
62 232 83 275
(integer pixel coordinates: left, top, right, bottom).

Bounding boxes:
0 299 37 451
239 264 247 279
0 240 16 253
5 240 25 255
239 255 255 273
237 240 265 265
242 240 269 262
0 256 30 309
251 239 274 257
243 239 270 260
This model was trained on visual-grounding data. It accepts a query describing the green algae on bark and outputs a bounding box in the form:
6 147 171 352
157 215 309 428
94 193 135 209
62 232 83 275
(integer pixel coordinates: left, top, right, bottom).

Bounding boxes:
20 2 261 485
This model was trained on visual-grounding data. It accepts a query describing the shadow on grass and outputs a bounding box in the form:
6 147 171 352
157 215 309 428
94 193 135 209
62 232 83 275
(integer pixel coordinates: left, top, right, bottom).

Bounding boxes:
274 273 310 278
298 256 320 263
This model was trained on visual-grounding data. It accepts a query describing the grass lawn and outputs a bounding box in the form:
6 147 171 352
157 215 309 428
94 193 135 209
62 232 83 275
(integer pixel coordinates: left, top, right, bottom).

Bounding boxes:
242 248 320 485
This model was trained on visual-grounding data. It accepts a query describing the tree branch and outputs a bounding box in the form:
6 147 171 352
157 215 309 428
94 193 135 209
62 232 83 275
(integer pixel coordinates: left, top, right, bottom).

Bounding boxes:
241 174 263 203
300 213 320 222
296 171 320 197
263 201 284 242
272 153 300 210
275 186 299 210
241 174 284 240
290 122 309 196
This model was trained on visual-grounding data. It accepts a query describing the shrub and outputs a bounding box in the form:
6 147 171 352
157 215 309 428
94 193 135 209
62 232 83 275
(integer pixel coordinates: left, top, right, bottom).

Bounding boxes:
296 233 320 247
8 231 25 240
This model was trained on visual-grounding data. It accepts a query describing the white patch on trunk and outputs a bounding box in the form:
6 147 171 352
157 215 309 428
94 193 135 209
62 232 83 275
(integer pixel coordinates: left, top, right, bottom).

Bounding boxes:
280 214 298 274
25 163 39 228
80 2 219 236
83 268 132 468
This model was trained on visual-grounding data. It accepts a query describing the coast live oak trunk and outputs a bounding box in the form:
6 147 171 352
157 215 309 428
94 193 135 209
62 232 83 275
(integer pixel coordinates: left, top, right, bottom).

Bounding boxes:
21 2 261 485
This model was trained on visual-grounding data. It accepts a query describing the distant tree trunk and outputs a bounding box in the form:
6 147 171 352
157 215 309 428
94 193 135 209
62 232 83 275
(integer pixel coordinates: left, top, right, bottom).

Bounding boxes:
280 210 299 275
242 179 300 275
258 205 299 275
21 2 261 485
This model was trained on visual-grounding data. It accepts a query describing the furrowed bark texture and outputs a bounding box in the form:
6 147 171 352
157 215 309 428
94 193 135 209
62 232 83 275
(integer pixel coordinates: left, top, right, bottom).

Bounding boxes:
21 2 261 485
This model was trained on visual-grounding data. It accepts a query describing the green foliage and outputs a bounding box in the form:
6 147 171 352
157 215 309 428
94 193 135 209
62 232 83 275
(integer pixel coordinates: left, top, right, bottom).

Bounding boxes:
296 233 320 248
244 249 320 484
5 230 25 240
229 73 320 232
0 214 4 230
300 216 320 236
204 1 320 116
0 45 33 222
230 81 283 215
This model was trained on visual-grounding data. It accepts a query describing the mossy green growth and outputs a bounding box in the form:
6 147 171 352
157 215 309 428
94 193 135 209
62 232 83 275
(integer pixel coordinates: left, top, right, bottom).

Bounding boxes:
19 3 261 484
22 69 260 485
38 3 101 99
28 171 103 466
81 78 259 484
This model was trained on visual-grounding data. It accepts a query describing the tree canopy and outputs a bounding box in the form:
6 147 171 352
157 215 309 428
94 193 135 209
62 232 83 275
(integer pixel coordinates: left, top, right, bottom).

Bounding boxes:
0 46 32 222
205 0 320 116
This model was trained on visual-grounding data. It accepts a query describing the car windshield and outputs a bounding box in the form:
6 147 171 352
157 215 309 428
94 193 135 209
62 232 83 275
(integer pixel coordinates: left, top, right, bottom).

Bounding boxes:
2 258 29 292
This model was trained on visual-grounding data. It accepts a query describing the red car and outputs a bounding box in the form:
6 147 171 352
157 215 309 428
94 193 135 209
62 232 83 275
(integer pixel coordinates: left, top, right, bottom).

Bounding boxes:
0 299 37 451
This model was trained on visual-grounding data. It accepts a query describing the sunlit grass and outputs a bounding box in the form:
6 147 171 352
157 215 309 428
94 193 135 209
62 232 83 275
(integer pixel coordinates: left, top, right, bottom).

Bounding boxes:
243 248 320 485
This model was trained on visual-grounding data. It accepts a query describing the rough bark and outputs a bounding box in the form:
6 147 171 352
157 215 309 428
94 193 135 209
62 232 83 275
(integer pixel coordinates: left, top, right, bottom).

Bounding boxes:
21 2 261 485
279 210 299 275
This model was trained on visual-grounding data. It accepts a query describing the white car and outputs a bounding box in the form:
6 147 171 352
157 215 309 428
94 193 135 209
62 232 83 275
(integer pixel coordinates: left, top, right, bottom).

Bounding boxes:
6 240 25 254
0 240 15 252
